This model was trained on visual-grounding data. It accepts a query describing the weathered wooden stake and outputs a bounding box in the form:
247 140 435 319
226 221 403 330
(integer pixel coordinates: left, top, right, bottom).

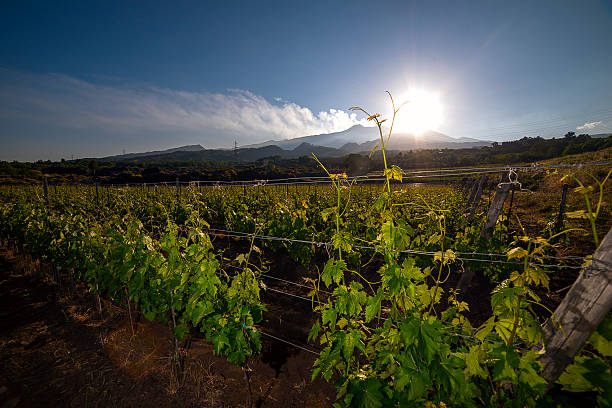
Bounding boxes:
95 284 102 318
459 178 467 195
69 268 78 297
466 180 479 209
481 172 511 239
243 364 252 408
555 183 569 232
53 265 61 288
42 176 50 208
467 176 486 222
506 185 515 228
95 181 100 207
540 226 612 384
169 290 181 373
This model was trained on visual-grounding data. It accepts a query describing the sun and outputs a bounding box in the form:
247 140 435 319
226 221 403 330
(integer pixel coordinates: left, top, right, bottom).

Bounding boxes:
393 89 443 135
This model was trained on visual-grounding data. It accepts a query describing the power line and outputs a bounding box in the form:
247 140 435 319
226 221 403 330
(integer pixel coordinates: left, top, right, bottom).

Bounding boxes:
31 160 611 188
207 228 588 270
256 329 321 356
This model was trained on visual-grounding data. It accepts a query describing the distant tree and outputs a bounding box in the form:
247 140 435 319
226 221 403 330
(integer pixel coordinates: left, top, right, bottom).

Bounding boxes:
344 154 370 176
88 160 99 180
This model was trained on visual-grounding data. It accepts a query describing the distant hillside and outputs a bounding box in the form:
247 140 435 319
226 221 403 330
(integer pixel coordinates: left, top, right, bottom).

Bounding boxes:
244 124 490 151
100 144 205 161
2 132 611 185
543 145 612 165
346 136 491 153
243 125 379 149
96 125 492 163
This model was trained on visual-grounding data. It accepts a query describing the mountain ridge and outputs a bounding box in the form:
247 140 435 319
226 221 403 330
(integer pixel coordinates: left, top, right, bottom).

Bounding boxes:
242 124 488 150
94 125 495 162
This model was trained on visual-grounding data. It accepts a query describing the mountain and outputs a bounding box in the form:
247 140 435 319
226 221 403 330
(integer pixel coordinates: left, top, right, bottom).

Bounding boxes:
244 125 379 149
94 126 492 163
244 125 491 152
100 144 205 161
100 145 286 163
343 134 491 153
590 133 612 139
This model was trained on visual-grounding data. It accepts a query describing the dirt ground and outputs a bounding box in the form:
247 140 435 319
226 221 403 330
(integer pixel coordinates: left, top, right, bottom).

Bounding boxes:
0 247 335 408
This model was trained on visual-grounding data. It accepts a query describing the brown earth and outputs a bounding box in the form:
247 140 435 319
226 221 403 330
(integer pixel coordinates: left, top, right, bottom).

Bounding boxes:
0 246 335 408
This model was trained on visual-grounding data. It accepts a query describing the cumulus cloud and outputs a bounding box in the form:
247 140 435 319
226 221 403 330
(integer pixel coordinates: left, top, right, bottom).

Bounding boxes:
576 121 603 131
0 69 369 149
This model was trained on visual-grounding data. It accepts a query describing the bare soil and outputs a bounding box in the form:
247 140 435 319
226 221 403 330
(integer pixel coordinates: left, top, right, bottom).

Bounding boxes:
0 247 335 408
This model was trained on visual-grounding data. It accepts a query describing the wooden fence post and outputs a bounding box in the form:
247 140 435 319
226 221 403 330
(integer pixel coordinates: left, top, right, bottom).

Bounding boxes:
42 176 50 208
506 185 515 230
555 183 569 232
462 180 471 197
459 178 467 196
457 175 491 294
481 172 511 239
466 180 479 209
540 226 612 384
467 176 486 222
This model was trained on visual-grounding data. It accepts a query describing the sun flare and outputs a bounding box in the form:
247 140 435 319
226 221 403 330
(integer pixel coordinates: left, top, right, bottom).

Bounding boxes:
393 89 443 135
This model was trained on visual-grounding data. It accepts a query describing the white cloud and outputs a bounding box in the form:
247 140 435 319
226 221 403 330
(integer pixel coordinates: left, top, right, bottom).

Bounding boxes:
576 120 603 131
0 69 369 148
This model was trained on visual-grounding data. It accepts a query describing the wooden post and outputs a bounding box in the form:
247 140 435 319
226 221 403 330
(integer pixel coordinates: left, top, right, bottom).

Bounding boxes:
467 176 486 222
69 268 78 297
540 226 612 384
466 180 478 209
459 178 467 196
95 284 102 318
461 181 469 197
555 183 569 232
506 185 515 226
42 176 50 208
175 177 180 203
95 181 100 207
170 290 181 373
53 265 61 288
481 172 511 239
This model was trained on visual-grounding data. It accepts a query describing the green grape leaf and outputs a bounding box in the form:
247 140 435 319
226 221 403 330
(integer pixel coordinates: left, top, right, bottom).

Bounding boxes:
308 320 321 342
365 293 382 323
465 346 487 378
349 378 383 408
173 323 189 341
507 247 528 260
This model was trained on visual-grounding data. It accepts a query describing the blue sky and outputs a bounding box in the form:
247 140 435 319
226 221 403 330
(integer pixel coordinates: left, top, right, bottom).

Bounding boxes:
1 0 612 161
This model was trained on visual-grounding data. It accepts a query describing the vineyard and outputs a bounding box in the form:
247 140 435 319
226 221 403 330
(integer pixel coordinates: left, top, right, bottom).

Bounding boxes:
1 151 612 407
